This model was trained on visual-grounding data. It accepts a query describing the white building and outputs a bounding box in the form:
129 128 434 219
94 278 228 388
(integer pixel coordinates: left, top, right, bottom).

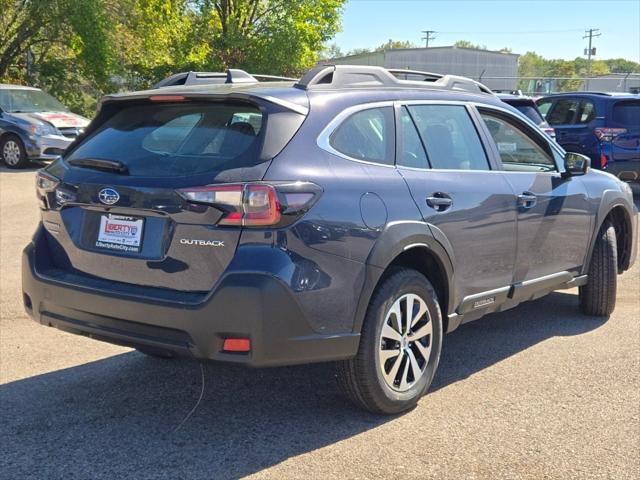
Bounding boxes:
327 46 520 90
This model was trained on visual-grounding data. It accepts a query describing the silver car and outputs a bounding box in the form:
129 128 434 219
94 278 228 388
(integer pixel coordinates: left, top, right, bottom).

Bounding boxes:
0 85 89 168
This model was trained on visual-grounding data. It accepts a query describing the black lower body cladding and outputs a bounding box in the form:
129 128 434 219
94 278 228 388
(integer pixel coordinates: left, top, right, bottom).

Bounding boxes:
22 227 359 367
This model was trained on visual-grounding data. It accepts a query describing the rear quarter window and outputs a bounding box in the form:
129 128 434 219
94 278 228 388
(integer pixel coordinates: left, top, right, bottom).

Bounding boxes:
65 102 264 177
330 107 395 165
612 100 640 127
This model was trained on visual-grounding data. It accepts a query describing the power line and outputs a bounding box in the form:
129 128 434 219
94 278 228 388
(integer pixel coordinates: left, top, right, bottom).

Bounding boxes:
437 29 585 35
421 30 436 48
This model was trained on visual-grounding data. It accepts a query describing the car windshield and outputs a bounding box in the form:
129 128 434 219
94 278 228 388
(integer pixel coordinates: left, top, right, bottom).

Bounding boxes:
0 88 68 113
65 102 264 177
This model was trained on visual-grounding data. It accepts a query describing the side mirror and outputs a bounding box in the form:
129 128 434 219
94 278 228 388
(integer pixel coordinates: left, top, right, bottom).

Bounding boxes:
562 152 590 178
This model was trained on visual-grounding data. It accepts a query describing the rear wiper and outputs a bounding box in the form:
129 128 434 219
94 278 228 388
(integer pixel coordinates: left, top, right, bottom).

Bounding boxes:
67 158 129 174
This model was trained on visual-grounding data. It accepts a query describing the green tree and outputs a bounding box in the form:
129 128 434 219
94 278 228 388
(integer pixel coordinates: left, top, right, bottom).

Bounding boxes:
0 0 113 82
192 0 346 75
348 47 373 56
375 39 416 51
454 40 487 50
320 43 345 60
603 58 640 73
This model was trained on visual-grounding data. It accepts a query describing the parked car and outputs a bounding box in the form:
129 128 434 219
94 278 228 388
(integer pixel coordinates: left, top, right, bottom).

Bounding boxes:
0 85 89 169
496 93 556 139
536 92 640 183
22 66 637 414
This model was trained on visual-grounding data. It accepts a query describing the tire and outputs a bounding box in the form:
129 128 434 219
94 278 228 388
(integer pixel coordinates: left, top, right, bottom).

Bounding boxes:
1 134 29 169
136 346 175 359
579 221 617 316
336 268 443 414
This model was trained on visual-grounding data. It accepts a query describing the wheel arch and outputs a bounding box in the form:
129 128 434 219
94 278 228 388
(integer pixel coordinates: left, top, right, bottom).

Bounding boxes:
354 221 456 335
583 197 635 274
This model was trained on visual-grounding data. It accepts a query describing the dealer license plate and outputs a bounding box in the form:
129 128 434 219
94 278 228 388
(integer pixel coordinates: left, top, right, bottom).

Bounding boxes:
96 214 144 253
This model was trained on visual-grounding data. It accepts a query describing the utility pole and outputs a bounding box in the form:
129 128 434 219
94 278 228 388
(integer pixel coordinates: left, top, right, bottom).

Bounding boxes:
583 28 601 90
421 30 436 48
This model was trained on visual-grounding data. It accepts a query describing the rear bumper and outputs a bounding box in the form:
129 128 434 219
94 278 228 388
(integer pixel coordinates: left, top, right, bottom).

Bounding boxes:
21 228 359 367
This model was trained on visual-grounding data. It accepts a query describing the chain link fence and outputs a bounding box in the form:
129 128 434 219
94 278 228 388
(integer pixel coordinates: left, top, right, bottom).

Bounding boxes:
475 74 640 95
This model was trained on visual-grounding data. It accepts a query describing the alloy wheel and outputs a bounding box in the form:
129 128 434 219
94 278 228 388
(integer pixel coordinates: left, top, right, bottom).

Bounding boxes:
378 293 433 392
3 140 22 166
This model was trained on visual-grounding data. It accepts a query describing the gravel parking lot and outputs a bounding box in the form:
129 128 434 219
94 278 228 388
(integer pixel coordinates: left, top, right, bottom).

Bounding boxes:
1 165 639 480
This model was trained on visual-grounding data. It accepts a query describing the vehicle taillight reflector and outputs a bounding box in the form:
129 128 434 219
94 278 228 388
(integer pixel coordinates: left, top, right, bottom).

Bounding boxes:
223 338 251 352
178 183 281 227
242 184 281 226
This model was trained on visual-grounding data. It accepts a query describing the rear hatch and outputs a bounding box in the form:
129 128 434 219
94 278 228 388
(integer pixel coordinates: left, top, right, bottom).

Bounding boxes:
609 99 640 161
38 94 307 292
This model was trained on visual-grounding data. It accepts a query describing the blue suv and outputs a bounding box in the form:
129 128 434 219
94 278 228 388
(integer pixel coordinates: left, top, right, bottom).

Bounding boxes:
536 92 640 183
22 66 638 413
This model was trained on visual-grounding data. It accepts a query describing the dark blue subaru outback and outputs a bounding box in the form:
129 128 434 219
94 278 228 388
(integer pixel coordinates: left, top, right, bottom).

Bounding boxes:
23 66 638 414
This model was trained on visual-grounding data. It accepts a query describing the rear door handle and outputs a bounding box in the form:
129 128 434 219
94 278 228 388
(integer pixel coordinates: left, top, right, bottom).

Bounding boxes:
426 193 453 212
517 192 537 209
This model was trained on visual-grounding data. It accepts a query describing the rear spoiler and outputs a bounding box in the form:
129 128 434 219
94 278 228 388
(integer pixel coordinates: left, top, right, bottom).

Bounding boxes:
98 90 309 116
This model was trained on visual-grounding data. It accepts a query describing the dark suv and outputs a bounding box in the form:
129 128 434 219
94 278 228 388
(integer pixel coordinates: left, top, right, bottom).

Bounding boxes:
536 92 640 182
22 66 638 414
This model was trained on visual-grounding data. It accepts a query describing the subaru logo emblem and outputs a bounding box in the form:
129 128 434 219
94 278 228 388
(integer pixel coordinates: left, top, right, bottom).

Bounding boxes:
98 188 120 205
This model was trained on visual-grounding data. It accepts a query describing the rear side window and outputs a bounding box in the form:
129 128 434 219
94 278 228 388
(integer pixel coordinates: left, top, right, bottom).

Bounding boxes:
330 107 394 165
612 101 640 127
480 112 557 172
65 102 263 177
407 104 490 170
513 104 544 124
546 99 580 125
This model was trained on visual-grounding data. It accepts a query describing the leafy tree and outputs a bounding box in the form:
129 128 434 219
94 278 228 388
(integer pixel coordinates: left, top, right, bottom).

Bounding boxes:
454 40 487 50
320 43 345 60
603 58 640 73
190 0 346 75
375 39 416 51
0 0 113 81
348 47 373 56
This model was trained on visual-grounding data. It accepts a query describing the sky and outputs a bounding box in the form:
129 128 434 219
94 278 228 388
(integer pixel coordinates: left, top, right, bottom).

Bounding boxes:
331 0 640 61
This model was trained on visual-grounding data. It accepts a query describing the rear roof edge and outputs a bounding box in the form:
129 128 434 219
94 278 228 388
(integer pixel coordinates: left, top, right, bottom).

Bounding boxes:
99 86 309 116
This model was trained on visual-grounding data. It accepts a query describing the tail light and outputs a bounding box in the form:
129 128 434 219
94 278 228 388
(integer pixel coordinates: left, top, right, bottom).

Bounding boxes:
178 182 321 227
35 171 60 209
594 127 626 142
600 153 608 169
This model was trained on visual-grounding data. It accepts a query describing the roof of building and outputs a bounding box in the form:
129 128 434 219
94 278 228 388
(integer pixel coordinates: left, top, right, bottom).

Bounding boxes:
329 45 520 61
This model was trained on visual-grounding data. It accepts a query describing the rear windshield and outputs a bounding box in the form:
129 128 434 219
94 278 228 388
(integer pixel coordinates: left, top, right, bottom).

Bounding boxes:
612 101 640 127
511 103 544 125
65 102 264 177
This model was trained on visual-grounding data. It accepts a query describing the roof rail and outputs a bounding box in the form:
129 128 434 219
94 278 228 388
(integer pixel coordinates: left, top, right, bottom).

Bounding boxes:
154 70 298 88
387 69 444 81
252 74 299 82
295 65 494 95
